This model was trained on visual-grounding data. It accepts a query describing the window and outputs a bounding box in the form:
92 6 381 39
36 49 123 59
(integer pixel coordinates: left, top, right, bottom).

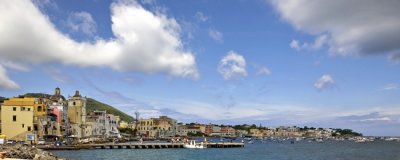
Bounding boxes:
27 108 31 111
34 125 38 131
38 106 42 112
21 107 25 111
27 126 31 131
13 107 16 111
22 124 24 128
73 102 76 106
13 115 16 122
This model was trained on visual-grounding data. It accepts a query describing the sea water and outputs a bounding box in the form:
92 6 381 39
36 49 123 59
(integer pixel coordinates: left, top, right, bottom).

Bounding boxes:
51 140 400 160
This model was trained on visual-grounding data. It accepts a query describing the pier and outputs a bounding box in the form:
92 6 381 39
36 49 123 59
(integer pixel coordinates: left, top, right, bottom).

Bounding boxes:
37 142 244 150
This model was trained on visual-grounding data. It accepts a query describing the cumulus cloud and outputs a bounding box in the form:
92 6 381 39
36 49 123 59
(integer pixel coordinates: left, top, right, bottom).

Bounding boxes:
208 28 223 43
195 12 208 22
66 11 97 36
0 65 20 90
272 0 400 58
0 0 199 86
382 83 400 91
218 51 247 80
314 74 335 90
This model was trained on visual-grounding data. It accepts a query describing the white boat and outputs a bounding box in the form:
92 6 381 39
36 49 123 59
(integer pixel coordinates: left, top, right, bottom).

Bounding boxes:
183 140 207 149
316 138 323 142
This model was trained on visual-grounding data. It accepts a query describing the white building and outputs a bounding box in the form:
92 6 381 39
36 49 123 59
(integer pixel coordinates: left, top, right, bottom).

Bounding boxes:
85 110 121 138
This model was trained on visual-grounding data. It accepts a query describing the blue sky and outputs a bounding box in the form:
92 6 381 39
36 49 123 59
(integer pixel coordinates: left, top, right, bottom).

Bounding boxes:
1 0 400 136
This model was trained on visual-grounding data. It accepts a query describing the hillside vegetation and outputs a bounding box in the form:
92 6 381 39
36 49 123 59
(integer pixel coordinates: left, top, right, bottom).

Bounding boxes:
86 98 134 122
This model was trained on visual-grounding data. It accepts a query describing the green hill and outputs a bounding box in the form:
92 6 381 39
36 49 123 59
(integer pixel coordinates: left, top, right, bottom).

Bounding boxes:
86 98 134 122
13 93 134 122
0 96 7 103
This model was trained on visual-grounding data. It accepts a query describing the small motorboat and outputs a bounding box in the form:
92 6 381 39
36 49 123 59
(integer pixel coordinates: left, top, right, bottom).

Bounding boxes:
183 140 207 149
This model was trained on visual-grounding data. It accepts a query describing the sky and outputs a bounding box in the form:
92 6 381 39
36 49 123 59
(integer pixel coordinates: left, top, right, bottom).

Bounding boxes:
0 0 400 136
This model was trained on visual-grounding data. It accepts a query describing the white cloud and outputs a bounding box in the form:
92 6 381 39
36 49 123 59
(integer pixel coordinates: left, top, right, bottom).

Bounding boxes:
272 0 400 58
0 0 199 83
0 65 20 90
314 74 335 90
290 35 328 51
208 28 223 43
290 39 300 50
0 61 30 72
66 11 97 36
360 117 391 122
195 12 208 22
382 83 400 91
256 66 272 76
218 51 247 80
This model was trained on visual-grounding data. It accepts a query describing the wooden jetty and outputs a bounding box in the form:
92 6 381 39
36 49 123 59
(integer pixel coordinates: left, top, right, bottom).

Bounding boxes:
38 142 244 150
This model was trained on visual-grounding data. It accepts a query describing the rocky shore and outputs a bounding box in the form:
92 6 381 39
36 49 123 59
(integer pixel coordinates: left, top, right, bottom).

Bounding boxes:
0 144 62 160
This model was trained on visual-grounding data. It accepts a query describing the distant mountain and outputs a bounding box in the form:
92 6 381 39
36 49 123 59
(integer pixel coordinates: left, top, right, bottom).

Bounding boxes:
12 93 134 122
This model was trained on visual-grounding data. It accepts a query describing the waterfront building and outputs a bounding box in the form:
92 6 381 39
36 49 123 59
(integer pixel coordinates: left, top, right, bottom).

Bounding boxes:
176 124 201 136
85 110 121 138
204 125 213 136
261 129 274 137
0 97 46 141
105 113 120 138
199 125 206 134
85 111 106 137
221 127 236 137
138 118 157 138
250 129 264 137
236 130 249 137
44 87 67 139
67 91 87 138
138 116 177 138
210 125 221 136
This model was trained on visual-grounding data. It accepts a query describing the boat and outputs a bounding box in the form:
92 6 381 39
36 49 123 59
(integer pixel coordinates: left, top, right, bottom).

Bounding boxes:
183 140 207 149
316 138 323 142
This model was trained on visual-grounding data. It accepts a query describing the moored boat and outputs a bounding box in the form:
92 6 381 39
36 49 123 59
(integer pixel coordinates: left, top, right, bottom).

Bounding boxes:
183 140 207 149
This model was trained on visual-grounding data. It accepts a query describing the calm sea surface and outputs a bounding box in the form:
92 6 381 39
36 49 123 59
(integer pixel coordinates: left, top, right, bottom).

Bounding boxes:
51 140 400 160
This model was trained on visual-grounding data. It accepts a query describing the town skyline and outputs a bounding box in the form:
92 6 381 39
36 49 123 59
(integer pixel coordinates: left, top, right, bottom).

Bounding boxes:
1 0 400 136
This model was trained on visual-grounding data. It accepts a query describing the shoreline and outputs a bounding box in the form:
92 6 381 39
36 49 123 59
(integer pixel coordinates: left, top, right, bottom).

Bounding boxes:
0 144 63 160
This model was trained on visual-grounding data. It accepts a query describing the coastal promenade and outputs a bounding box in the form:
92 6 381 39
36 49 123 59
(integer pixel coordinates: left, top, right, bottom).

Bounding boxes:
38 142 245 150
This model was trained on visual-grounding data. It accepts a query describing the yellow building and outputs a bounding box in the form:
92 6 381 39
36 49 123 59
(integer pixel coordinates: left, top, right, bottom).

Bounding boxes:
137 116 177 138
67 90 87 138
119 121 129 128
0 97 46 140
